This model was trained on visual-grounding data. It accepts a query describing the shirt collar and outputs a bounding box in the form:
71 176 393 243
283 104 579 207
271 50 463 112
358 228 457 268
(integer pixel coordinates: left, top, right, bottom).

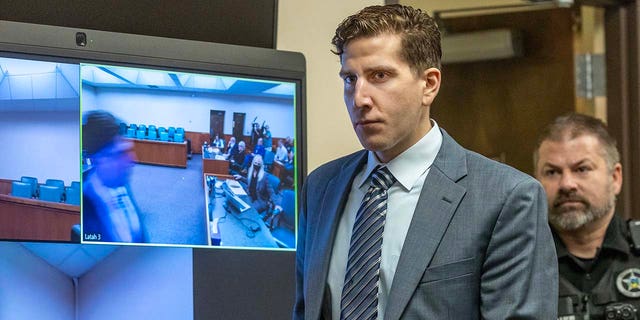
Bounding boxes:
602 214 631 255
357 120 443 191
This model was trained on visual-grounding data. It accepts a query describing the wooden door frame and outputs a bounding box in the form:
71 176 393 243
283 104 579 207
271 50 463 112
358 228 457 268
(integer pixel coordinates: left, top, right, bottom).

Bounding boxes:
604 0 639 219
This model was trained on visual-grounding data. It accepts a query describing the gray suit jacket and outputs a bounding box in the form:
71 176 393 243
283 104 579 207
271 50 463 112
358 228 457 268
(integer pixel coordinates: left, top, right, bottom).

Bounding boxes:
294 129 558 319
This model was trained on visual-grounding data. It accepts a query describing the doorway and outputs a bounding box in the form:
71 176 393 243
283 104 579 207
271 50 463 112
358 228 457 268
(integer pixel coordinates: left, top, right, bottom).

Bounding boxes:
232 112 246 143
210 110 225 143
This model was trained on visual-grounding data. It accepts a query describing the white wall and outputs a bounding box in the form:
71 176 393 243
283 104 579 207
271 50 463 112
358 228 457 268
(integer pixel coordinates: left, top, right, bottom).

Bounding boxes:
0 110 80 185
83 87 295 139
277 0 384 172
0 243 74 320
78 246 193 320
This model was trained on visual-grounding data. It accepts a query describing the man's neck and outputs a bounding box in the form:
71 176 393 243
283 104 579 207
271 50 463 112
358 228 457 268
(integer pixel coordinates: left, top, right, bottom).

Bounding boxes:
556 211 615 259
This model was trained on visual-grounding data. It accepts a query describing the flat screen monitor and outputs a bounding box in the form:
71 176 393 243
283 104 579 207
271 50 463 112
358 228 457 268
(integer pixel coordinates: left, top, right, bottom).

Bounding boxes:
0 20 303 319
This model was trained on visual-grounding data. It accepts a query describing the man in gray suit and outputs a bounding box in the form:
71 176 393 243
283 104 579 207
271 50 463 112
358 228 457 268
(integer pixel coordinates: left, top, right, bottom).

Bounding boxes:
294 4 557 319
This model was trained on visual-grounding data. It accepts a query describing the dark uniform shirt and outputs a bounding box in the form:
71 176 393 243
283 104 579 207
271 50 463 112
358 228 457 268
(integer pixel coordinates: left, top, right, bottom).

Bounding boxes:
554 214 640 319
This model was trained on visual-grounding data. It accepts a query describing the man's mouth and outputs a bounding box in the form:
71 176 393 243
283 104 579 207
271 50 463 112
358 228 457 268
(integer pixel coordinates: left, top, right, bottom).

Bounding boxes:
356 119 381 127
554 197 586 209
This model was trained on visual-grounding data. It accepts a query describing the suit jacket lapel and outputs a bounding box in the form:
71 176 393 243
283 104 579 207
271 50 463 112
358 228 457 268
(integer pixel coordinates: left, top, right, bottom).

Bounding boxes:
306 151 367 319
385 130 468 320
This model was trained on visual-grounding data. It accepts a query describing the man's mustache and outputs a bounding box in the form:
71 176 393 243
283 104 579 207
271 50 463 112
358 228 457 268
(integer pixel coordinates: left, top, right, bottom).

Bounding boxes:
553 192 588 208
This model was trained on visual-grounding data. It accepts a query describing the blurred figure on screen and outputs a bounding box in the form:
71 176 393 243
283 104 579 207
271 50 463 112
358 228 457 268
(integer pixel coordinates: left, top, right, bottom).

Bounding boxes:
82 110 147 243
234 155 282 223
275 139 289 163
212 133 225 149
253 137 266 159
229 140 248 175
225 136 237 156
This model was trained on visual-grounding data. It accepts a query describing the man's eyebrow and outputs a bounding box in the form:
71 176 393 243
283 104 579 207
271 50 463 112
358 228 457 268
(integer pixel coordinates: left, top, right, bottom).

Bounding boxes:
339 65 396 78
571 158 596 168
540 162 560 170
338 70 352 78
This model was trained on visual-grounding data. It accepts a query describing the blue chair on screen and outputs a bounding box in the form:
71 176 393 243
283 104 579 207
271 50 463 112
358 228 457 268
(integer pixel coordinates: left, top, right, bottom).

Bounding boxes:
138 124 147 133
65 186 80 205
168 127 176 139
136 130 146 140
71 181 80 190
267 173 280 194
147 129 158 140
281 190 295 227
159 131 169 141
174 133 184 143
39 185 64 202
119 122 128 135
20 176 39 198
11 181 32 199
148 125 156 132
46 179 65 188
126 128 135 138
129 124 138 131
176 127 185 135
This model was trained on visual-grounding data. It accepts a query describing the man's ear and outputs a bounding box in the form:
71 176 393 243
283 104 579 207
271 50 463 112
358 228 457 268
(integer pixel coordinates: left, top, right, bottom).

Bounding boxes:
612 162 623 195
422 68 441 106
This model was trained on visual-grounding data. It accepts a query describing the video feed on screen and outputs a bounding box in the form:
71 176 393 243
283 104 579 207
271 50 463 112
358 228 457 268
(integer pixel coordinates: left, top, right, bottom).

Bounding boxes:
0 57 81 242
80 63 298 250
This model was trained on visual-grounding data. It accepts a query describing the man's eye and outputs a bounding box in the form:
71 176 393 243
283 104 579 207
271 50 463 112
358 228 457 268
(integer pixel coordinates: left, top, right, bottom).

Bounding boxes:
343 75 356 84
373 72 387 80
544 169 558 177
576 166 591 173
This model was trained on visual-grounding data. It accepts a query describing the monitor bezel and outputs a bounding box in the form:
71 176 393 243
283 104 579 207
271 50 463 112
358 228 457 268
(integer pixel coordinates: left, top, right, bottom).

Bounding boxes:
0 19 307 248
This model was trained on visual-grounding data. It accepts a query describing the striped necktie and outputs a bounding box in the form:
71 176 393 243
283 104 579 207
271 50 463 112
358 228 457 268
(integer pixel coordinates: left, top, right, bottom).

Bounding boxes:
340 166 396 320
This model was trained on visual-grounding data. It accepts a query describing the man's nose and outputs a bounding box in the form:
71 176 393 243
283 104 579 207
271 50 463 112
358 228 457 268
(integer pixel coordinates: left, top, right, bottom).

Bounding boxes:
558 172 578 192
352 79 372 109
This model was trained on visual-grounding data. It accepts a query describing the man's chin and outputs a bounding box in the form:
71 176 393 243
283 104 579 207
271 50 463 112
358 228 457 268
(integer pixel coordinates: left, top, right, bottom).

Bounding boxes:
549 210 591 231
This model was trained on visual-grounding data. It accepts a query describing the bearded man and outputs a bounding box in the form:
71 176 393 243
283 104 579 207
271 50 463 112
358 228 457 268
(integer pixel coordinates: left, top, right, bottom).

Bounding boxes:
534 113 640 319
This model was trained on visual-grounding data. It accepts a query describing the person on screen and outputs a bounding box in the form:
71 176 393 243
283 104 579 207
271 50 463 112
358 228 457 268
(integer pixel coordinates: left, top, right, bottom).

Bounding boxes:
294 4 557 319
251 122 262 147
252 137 266 159
275 139 289 163
225 136 237 157
82 110 147 243
263 125 273 152
284 136 294 153
229 140 248 175
234 155 281 218
212 134 225 149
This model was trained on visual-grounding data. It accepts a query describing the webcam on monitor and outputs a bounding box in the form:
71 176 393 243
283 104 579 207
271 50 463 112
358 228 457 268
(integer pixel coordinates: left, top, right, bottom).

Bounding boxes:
75 32 87 47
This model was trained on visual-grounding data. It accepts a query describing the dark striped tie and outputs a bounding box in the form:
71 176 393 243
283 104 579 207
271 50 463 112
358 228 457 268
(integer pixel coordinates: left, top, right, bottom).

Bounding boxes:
340 166 396 320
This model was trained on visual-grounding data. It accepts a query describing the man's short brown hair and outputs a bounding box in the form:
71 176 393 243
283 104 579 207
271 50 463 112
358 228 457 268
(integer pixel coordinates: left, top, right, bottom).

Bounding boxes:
332 4 442 74
83 110 121 156
534 113 620 171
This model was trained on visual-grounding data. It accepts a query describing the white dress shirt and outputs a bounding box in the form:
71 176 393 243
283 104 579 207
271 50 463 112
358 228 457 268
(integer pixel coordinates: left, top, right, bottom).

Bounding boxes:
327 121 443 320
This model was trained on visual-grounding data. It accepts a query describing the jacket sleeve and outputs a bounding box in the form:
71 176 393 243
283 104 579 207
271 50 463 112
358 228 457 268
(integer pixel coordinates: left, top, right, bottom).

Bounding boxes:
480 178 558 319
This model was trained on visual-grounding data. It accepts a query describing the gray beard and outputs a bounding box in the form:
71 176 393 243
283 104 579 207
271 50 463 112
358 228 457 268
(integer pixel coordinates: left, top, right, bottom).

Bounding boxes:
549 193 615 231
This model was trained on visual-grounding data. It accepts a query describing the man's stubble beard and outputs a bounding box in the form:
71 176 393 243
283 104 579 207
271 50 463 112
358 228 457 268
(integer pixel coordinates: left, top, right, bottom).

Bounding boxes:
549 185 616 231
